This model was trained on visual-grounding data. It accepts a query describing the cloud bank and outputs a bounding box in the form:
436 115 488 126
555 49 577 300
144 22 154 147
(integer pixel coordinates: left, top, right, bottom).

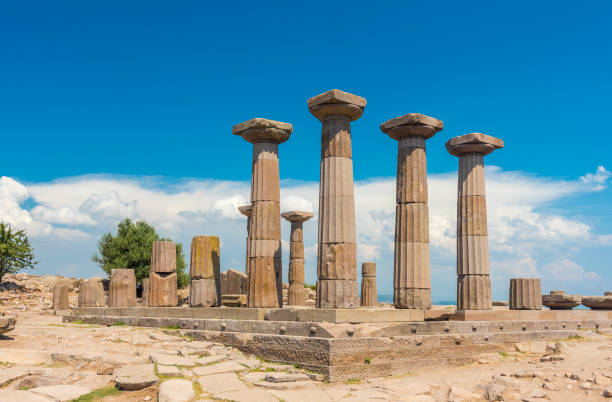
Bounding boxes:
0 165 610 301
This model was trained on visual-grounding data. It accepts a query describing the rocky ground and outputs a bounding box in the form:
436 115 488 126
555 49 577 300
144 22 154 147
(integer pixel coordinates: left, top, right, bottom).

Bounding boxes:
2 275 612 401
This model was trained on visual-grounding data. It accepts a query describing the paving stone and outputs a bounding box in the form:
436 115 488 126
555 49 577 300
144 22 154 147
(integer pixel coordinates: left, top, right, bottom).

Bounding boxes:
194 355 225 365
241 371 269 383
265 373 312 383
149 353 196 367
255 381 314 390
114 364 157 390
30 384 92 401
158 379 195 402
268 389 332 402
192 361 247 376
216 388 277 402
198 372 247 394
235 357 260 369
157 365 181 376
0 390 53 402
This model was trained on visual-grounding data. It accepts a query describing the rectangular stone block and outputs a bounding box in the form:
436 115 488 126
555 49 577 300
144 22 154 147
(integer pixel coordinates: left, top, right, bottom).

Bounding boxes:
252 142 279 160
319 157 354 197
321 118 352 158
458 153 485 196
148 272 178 307
190 278 220 307
251 158 280 202
109 268 137 307
53 285 70 310
394 241 430 288
457 274 491 310
289 259 304 282
247 256 281 308
249 239 281 258
288 282 306 306
396 146 427 204
289 241 303 259
190 236 220 279
318 243 357 280
395 203 429 243
290 225 303 242
457 235 490 275
394 287 431 310
360 277 377 307
220 269 247 295
457 196 488 236
78 279 104 308
150 241 177 273
318 194 356 243
509 278 542 310
316 279 358 309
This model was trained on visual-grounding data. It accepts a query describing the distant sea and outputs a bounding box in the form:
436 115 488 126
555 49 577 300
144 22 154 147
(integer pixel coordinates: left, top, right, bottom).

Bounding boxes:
378 294 455 305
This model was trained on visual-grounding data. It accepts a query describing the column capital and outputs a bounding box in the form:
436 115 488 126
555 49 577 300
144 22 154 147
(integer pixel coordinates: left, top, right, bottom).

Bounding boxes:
232 118 292 144
281 210 314 223
238 204 252 217
380 113 443 140
308 89 366 122
446 133 504 157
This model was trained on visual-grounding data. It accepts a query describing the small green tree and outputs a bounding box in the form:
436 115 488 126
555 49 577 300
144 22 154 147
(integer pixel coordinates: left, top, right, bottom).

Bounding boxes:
92 219 189 288
0 222 37 283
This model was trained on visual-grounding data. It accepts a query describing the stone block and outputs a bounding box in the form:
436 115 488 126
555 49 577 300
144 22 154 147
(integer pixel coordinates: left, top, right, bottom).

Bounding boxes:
288 282 306 306
394 241 430 288
361 277 377 307
289 241 303 259
142 278 149 306
190 236 220 279
250 201 281 240
509 278 542 310
396 145 428 204
150 241 176 273
319 157 354 196
232 118 292 144
458 153 486 196
78 279 104 307
148 272 177 307
457 275 491 310
318 195 356 243
252 142 279 160
456 235 490 275
395 203 429 243
362 262 376 277
221 294 247 307
394 288 431 309
247 256 281 308
190 278 220 307
316 279 358 309
251 158 280 202
583 295 612 310
109 269 137 307
380 113 444 140
249 239 282 258
52 285 70 310
220 269 247 295
318 243 357 280
446 133 504 156
541 292 582 310
308 89 366 121
457 196 488 236
289 259 304 282
321 118 352 158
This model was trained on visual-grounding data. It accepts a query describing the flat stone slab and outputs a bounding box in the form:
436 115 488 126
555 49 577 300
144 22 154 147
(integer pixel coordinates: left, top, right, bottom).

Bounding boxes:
158 379 195 402
0 390 54 402
30 385 91 401
114 363 157 390
198 372 247 394
192 361 247 376
149 353 196 367
0 315 16 334
307 89 367 108
451 309 612 321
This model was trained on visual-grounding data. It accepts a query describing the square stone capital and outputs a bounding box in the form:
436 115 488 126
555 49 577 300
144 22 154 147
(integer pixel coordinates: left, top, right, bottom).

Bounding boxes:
232 118 293 144
380 113 444 140
281 210 314 223
446 133 504 156
308 89 366 121
238 204 253 217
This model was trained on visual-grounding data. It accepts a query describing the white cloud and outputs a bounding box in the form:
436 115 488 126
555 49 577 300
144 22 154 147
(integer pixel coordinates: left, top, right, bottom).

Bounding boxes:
209 194 248 220
31 205 96 226
80 191 137 221
542 258 600 282
580 166 612 191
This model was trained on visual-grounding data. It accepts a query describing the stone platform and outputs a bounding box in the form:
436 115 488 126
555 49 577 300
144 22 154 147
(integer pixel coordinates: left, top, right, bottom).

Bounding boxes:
64 307 612 381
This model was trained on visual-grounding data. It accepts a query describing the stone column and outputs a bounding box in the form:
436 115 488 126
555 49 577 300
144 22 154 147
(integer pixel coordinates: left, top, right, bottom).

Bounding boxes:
381 113 443 309
446 133 504 310
148 241 178 307
78 279 105 307
233 118 292 308
142 278 149 306
190 236 221 307
509 278 542 310
109 268 137 307
238 204 253 295
281 210 314 306
360 262 377 307
53 285 70 310
308 89 366 309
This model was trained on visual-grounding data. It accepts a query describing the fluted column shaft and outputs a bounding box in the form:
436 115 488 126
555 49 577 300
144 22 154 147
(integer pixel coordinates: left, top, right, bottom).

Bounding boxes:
317 115 358 308
394 136 431 309
248 142 282 307
289 221 306 305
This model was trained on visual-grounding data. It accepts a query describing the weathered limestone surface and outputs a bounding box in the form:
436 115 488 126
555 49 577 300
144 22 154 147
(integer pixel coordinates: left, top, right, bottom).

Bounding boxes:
148 272 178 307
360 262 377 307
150 241 176 273
282 211 313 306
190 236 220 280
542 291 582 310
220 269 247 295
238 204 253 280
309 89 365 309
142 278 149 306
109 269 136 307
190 278 221 307
78 279 104 307
447 133 503 310
381 113 442 310
52 285 70 310
583 294 612 310
509 278 542 310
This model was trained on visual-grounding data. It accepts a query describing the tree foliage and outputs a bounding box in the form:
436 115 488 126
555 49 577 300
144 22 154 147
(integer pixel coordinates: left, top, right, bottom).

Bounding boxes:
0 222 37 282
91 219 189 288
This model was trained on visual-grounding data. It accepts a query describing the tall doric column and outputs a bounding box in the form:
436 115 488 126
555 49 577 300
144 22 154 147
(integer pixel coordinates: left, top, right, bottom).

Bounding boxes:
446 133 503 310
233 118 292 308
381 113 443 309
281 210 314 306
308 89 366 309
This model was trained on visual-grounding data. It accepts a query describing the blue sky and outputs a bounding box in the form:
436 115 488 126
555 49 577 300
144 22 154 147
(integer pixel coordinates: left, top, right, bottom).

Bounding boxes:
1 1 611 301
